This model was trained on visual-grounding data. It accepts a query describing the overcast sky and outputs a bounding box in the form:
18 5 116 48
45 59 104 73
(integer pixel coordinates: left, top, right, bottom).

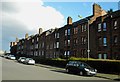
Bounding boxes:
1 0 119 52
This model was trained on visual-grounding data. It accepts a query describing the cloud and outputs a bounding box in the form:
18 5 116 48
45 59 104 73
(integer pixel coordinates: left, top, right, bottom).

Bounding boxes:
1 0 65 51
1 2 19 13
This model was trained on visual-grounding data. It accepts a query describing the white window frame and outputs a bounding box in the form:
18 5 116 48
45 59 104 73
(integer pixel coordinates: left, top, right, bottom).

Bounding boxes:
98 23 102 32
98 54 102 59
68 40 70 46
114 20 117 27
103 53 107 59
65 30 67 36
37 37 39 42
103 22 107 31
56 42 59 48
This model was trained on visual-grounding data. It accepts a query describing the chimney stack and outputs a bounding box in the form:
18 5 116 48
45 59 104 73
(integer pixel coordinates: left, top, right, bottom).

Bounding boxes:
16 37 19 42
10 42 13 47
25 33 28 39
93 3 107 16
67 16 72 25
93 3 102 16
39 28 43 34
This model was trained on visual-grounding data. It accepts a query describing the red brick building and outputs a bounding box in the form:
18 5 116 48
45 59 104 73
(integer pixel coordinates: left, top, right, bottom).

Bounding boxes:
10 3 120 59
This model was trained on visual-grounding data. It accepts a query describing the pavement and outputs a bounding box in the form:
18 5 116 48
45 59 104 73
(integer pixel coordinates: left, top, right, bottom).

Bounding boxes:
35 63 120 81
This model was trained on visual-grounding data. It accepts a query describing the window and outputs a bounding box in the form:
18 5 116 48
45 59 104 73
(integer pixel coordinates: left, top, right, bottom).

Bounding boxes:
113 20 118 29
84 24 87 31
42 51 44 56
54 43 56 48
42 42 44 48
32 39 34 43
114 20 117 27
64 51 70 57
103 37 107 46
65 29 67 36
50 43 53 49
103 54 107 59
37 37 39 42
35 44 38 49
98 23 101 32
81 37 84 44
103 22 107 31
34 51 38 56
39 51 41 56
68 29 70 35
83 37 86 44
81 25 84 32
55 33 59 38
57 33 59 38
55 33 56 38
81 49 86 56
98 54 102 59
67 51 70 57
83 49 86 55
114 36 118 44
65 40 67 46
39 43 41 48
81 37 86 45
98 37 102 45
56 42 59 48
74 39 78 46
68 40 70 46
64 51 67 56
47 45 49 49
22 40 24 43
74 27 78 34
21 51 23 54
21 45 23 49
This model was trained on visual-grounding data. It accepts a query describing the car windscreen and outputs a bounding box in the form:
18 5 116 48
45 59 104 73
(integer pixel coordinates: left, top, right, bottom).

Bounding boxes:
80 63 91 68
10 55 15 57
21 58 25 59
27 58 33 60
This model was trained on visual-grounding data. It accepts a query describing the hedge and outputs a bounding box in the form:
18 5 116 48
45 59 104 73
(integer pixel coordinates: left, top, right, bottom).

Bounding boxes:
32 57 120 74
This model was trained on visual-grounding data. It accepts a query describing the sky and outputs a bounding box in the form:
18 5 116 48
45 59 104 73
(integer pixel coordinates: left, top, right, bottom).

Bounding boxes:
0 0 119 52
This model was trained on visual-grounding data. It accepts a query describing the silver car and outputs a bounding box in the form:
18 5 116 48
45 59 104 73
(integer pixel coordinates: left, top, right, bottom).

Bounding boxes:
23 58 35 65
18 57 26 63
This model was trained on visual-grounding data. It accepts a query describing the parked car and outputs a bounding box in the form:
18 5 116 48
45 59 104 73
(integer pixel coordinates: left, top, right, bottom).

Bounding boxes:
23 58 35 65
8 55 16 60
4 55 10 59
18 57 26 63
65 61 97 76
0 55 4 57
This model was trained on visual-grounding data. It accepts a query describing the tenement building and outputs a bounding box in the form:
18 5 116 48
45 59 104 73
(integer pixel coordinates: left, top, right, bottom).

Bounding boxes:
10 3 120 59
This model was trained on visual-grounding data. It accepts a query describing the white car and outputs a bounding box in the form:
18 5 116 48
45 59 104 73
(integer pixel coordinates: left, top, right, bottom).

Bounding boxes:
23 58 35 65
18 57 26 63
8 55 16 60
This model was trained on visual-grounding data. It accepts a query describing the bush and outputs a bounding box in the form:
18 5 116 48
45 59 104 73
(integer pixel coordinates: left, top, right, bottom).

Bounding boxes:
32 56 120 74
51 58 66 61
68 57 120 74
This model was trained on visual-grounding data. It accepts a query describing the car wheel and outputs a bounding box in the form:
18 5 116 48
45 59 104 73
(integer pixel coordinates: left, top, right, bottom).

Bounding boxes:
79 71 83 76
66 69 70 73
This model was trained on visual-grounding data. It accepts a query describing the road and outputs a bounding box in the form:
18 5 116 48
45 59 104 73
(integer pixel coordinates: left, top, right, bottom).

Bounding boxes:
2 58 107 80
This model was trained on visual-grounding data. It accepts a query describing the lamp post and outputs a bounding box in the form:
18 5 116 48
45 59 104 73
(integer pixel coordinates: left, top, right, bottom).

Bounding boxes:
78 15 90 59
87 19 90 59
